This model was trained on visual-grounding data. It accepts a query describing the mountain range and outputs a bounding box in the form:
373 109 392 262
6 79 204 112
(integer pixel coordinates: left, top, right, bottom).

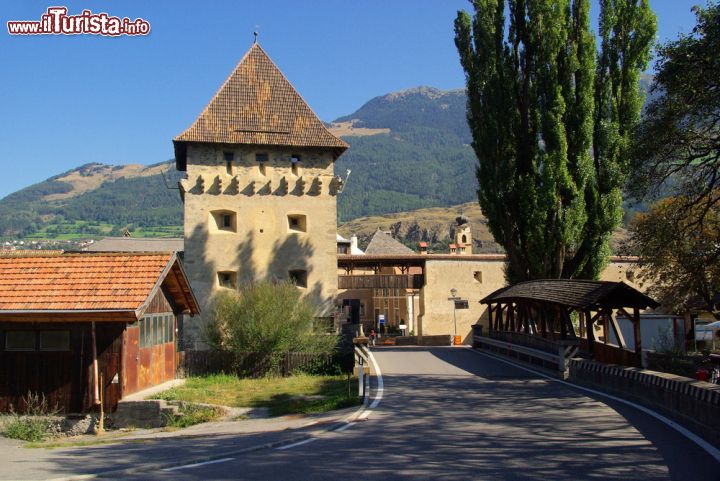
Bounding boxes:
0 78 653 241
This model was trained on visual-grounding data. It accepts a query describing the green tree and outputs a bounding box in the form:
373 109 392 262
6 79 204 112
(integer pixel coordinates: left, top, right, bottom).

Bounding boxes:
205 281 338 367
630 2 720 223
454 0 655 283
629 193 720 319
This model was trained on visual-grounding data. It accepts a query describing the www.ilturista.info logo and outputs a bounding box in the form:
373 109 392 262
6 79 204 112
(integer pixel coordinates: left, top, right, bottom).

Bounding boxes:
7 7 150 36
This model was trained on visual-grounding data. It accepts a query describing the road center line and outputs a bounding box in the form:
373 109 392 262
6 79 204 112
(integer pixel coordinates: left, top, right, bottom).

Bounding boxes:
471 348 720 464
162 457 235 471
276 437 319 450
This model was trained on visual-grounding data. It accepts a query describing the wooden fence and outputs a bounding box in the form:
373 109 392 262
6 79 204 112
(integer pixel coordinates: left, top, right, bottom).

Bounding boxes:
181 351 354 378
581 340 641 367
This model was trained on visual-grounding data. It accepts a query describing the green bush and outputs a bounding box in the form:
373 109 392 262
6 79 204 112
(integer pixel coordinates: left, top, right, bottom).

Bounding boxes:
204 281 339 370
3 415 52 442
2 392 59 442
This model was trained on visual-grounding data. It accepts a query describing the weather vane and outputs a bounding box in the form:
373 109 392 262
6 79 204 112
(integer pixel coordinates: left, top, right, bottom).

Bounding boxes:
253 26 259 44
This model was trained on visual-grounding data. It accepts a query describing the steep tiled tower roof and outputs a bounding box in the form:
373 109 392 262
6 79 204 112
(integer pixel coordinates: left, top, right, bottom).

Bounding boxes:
365 230 416 255
174 43 348 170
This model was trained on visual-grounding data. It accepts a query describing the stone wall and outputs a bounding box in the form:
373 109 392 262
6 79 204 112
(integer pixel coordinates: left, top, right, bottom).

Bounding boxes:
418 258 643 344
181 143 339 347
418 258 507 342
569 359 720 446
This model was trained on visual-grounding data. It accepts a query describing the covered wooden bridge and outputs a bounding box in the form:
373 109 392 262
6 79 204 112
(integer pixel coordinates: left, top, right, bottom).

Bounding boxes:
478 280 659 368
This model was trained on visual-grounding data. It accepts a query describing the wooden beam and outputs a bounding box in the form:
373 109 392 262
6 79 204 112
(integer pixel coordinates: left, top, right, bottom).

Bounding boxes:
608 311 627 349
633 307 642 357
585 310 595 354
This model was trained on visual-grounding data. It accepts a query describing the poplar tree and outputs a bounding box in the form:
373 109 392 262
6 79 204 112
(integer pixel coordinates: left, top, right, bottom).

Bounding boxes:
454 0 655 283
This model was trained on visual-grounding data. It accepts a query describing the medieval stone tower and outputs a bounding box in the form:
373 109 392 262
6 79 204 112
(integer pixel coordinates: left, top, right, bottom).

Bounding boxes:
173 43 348 346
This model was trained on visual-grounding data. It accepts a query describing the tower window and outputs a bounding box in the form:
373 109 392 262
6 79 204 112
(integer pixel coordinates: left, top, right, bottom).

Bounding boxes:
461 234 467 244
290 154 301 176
287 214 307 233
256 153 269 176
210 210 237 233
288 270 308 288
224 152 234 175
217 271 236 289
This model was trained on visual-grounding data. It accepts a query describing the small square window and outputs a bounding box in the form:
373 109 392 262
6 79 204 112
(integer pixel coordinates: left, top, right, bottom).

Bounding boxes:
287 214 307 233
474 271 483 283
5 331 35 351
218 271 236 289
211 210 236 233
40 331 70 351
289 270 308 288
255 153 268 163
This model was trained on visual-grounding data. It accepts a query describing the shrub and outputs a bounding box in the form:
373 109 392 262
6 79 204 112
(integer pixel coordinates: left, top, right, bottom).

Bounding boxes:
204 280 339 370
2 392 58 442
3 415 52 442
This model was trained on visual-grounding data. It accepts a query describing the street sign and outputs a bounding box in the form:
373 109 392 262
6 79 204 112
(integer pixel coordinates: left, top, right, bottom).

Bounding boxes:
378 314 386 325
399 324 407 330
454 300 469 309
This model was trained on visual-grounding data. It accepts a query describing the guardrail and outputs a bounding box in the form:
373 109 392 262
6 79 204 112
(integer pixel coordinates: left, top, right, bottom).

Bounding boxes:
472 326 578 376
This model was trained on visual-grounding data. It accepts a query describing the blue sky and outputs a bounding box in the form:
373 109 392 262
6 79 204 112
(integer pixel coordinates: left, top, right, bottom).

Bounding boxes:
0 0 701 198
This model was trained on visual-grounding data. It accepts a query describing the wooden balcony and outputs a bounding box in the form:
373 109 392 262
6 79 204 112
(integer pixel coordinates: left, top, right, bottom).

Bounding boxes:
338 274 424 290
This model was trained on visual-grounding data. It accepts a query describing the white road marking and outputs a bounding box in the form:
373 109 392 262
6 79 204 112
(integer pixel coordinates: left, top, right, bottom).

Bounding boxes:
335 422 355 432
162 457 235 471
358 348 384 420
471 348 720 464
276 437 318 450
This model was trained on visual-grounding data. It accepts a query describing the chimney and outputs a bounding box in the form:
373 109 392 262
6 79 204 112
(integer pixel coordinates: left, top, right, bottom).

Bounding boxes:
350 235 359 252
419 241 428 255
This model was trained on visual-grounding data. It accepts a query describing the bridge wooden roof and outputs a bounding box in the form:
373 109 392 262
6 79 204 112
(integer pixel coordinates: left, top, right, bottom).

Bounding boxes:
480 279 659 310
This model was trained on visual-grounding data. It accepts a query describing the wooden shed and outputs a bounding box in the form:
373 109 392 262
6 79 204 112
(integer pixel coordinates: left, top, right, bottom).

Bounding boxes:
0 251 199 413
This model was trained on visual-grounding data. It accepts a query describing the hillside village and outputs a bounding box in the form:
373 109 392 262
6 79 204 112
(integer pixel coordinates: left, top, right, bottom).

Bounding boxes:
1 2 719 479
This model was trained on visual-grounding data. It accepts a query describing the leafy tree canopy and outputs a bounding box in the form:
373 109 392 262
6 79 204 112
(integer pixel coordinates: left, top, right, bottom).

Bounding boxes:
630 2 720 224
454 0 655 283
629 192 720 319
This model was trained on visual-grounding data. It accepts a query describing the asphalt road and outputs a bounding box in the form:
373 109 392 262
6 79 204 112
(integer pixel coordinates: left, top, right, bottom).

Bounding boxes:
115 346 720 481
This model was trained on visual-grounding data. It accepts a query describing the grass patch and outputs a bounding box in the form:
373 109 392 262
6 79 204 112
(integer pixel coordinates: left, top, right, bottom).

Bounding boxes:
164 403 224 429
152 374 360 417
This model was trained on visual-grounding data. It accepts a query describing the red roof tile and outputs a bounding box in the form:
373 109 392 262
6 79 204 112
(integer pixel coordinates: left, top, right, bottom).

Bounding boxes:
0 253 173 311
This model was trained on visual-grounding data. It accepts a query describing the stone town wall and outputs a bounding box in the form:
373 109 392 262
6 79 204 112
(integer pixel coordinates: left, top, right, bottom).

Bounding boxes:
181 143 339 348
419 258 506 342
419 259 642 343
